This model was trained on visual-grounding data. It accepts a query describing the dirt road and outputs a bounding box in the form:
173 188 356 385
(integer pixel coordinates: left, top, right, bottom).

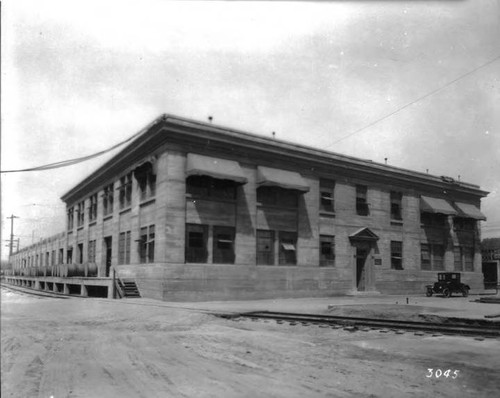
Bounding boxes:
1 289 499 397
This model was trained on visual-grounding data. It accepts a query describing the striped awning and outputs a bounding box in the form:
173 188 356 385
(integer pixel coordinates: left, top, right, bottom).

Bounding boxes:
186 154 247 184
454 202 486 220
420 196 457 215
256 166 309 192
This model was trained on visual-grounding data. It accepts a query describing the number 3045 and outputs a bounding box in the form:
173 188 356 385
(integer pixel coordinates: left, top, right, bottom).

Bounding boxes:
426 369 459 379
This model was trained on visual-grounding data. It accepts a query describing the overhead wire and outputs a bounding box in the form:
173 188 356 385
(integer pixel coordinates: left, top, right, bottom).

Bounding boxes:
1 54 499 174
324 54 500 148
0 118 155 173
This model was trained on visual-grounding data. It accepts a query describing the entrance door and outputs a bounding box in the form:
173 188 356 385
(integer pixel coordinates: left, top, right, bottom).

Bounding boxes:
482 262 498 289
356 248 368 291
104 236 112 277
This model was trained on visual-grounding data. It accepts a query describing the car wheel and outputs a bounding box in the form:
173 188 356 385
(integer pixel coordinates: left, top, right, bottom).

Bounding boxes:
462 287 469 297
443 288 451 298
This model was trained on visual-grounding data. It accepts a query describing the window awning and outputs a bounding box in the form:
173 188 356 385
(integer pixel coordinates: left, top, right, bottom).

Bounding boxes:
256 166 309 192
454 202 486 221
420 196 457 215
186 154 248 184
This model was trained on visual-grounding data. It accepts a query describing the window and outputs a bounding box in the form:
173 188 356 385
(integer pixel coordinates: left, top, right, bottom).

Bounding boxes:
119 173 132 209
320 179 335 213
135 162 156 201
356 185 369 216
185 224 208 263
320 235 335 267
118 231 131 265
35 254 39 267
139 225 155 263
46 252 50 267
257 186 277 206
257 230 274 265
420 213 447 227
213 226 235 264
464 247 474 271
421 244 431 270
422 243 445 270
279 231 297 265
391 241 403 270
88 240 96 263
77 201 85 227
67 247 73 264
453 246 463 271
103 183 114 216
433 245 445 270
186 176 236 200
59 248 64 265
77 243 84 264
454 218 476 231
51 250 56 266
390 191 403 221
67 207 74 230
89 194 98 222
257 186 298 208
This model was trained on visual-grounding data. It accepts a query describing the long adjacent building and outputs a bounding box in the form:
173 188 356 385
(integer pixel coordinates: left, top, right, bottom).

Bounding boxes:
9 114 488 300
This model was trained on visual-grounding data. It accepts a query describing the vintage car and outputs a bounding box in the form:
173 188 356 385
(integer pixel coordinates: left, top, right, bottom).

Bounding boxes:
426 272 470 298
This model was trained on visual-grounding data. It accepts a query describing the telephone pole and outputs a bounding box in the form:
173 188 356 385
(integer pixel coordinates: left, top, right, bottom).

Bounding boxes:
6 215 19 257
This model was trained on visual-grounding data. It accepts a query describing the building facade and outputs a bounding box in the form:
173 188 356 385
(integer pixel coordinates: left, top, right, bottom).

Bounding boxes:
9 114 488 301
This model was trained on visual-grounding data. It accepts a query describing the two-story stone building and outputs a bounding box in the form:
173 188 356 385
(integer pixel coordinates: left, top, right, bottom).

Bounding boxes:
9 114 488 301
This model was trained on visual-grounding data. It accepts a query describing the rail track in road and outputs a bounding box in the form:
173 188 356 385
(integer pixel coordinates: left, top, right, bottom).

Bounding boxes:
221 311 500 339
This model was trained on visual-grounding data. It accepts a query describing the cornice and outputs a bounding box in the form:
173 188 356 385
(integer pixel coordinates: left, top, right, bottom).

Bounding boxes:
60 114 489 205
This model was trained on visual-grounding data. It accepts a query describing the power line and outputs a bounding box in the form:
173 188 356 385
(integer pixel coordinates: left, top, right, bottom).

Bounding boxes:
325 54 500 148
0 118 157 174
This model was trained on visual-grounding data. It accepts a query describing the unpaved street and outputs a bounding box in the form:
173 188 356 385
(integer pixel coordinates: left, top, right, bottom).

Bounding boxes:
1 288 499 398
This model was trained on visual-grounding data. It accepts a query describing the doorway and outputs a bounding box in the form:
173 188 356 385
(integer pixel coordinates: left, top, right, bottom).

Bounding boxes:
356 248 368 291
104 236 112 277
482 262 498 290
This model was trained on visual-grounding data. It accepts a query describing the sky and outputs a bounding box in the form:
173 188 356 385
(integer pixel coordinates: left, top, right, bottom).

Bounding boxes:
1 0 499 260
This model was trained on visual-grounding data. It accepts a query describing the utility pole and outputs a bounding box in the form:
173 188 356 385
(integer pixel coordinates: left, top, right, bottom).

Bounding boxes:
6 214 19 257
